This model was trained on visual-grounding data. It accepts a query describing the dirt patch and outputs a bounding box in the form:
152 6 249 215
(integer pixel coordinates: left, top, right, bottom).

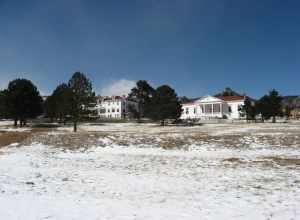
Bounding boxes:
0 132 31 148
222 156 300 168
24 131 110 150
159 138 188 150
223 158 244 163
259 156 300 166
189 133 210 142
0 127 54 148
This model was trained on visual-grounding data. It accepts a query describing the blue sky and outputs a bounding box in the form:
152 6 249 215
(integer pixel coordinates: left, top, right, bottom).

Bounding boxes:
0 0 299 98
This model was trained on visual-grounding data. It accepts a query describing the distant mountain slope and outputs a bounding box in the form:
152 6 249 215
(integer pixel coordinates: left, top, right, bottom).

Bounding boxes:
282 96 300 108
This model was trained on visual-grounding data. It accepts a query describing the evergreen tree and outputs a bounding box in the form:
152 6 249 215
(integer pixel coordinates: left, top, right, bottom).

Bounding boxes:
5 79 43 126
147 85 182 125
0 90 8 119
45 83 72 123
68 72 95 132
215 87 241 97
44 95 56 122
257 89 283 123
127 104 140 120
242 97 256 121
128 80 155 120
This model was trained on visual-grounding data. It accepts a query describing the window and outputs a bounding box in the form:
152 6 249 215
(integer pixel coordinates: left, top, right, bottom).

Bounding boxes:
112 108 115 113
205 104 212 113
185 107 189 114
117 108 119 112
108 109 110 113
228 106 232 113
100 108 106 114
213 104 221 113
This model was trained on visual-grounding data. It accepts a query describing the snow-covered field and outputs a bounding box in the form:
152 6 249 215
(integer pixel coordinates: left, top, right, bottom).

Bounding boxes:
0 122 300 219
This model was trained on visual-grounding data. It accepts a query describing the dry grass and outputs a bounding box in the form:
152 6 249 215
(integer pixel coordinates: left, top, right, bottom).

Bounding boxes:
0 132 31 148
222 156 300 168
223 157 244 163
0 127 54 148
259 156 300 166
24 131 110 150
189 133 210 142
159 138 187 150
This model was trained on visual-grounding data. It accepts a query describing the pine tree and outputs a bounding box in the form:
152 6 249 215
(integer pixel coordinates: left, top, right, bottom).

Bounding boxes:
5 79 43 127
44 95 56 122
128 80 155 120
257 89 283 123
242 97 256 121
215 87 241 97
147 85 182 125
45 83 73 123
68 72 95 132
0 90 7 119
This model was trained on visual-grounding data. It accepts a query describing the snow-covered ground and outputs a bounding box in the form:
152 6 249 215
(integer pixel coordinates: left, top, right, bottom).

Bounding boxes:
0 122 300 219
0 120 32 132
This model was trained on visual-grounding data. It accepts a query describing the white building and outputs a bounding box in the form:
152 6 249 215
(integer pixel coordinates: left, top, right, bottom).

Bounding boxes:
180 95 247 120
94 96 138 119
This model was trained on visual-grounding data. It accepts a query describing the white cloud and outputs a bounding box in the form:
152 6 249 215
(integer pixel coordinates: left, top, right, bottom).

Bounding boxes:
100 79 136 96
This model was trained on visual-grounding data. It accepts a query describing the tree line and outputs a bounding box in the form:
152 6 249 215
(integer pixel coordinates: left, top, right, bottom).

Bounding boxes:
0 72 95 132
128 80 182 125
44 72 96 132
0 73 292 131
218 88 285 123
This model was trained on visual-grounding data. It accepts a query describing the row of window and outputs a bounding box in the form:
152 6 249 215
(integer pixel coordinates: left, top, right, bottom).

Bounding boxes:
99 108 127 114
101 101 124 106
99 108 120 114
101 114 122 118
184 104 230 115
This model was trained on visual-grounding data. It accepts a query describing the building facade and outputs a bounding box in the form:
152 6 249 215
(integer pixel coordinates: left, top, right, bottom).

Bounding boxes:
180 96 247 120
94 96 138 119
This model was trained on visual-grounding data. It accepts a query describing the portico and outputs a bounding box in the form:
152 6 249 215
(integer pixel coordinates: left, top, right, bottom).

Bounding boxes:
181 96 229 120
180 95 246 120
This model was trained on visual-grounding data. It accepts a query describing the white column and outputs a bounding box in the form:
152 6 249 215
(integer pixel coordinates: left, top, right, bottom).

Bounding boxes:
220 103 222 117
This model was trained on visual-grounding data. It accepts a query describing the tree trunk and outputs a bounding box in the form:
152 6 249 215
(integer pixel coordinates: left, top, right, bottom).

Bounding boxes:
73 121 77 132
160 120 165 126
272 116 276 123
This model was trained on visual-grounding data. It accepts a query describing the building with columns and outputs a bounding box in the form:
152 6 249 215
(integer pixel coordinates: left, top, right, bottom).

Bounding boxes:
180 95 247 120
94 96 138 119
